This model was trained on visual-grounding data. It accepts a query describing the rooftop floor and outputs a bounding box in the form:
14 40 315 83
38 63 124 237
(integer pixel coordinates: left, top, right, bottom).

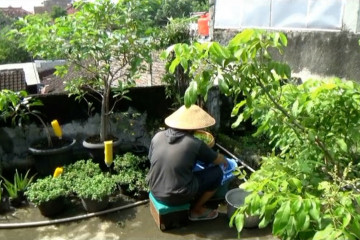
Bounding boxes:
0 195 277 240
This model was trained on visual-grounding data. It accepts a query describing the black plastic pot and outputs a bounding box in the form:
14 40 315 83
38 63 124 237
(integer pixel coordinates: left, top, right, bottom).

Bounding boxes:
82 137 121 170
130 144 148 156
0 195 10 214
38 197 66 217
81 197 109 212
29 137 76 176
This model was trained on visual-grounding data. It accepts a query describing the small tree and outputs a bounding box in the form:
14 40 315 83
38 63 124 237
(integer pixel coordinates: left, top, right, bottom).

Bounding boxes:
162 29 360 239
17 0 154 142
0 12 31 64
148 0 209 26
50 6 67 20
158 17 195 107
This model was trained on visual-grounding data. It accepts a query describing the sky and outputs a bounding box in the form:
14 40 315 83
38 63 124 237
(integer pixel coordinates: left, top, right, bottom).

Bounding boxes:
0 0 45 13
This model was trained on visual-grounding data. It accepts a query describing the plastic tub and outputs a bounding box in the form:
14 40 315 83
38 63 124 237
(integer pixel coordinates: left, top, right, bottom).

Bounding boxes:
221 158 237 185
225 188 260 228
193 158 237 185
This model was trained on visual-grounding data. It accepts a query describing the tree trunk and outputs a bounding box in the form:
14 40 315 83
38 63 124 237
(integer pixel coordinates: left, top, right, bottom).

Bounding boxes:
100 84 111 142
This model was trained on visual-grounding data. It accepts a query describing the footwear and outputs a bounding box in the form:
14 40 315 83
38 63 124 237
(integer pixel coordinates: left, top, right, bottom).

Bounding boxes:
188 209 219 221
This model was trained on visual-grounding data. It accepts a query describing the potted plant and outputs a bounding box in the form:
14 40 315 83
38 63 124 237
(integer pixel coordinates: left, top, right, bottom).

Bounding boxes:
62 159 102 184
17 0 154 165
72 172 117 212
61 159 116 212
1 169 36 207
113 152 149 199
0 180 10 213
25 175 70 217
0 89 76 176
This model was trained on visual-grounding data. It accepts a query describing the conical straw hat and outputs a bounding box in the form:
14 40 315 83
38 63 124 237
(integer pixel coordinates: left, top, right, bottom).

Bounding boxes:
165 105 215 130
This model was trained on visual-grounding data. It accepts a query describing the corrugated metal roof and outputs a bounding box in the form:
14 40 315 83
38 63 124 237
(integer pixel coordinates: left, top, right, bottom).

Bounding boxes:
0 62 41 86
0 69 27 91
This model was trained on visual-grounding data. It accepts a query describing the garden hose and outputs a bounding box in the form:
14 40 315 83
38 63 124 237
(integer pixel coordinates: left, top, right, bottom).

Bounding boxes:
0 199 149 229
216 143 256 173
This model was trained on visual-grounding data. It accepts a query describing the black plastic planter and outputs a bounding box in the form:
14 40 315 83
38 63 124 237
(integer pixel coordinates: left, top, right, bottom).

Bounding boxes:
81 197 109 212
29 137 76 176
38 197 66 217
82 137 121 170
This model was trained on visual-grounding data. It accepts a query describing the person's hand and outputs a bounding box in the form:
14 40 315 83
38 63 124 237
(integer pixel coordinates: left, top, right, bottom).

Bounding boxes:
222 155 228 170
213 153 228 170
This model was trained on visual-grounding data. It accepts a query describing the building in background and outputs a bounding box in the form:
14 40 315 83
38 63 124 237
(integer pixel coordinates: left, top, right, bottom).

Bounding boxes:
34 0 72 14
0 6 30 18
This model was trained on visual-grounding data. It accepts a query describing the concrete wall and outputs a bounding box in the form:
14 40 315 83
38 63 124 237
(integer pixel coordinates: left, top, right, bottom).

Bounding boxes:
213 29 360 82
211 0 360 82
0 86 173 172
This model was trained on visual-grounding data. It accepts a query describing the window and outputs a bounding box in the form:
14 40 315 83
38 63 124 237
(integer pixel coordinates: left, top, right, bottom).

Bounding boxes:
214 0 345 31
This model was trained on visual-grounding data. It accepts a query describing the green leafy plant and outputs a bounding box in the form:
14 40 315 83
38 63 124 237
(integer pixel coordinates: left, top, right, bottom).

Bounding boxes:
157 17 196 108
162 29 360 239
1 169 36 201
1 178 17 200
233 78 360 240
14 169 36 193
72 173 117 201
25 175 70 206
113 152 149 196
62 159 102 184
16 0 154 143
61 159 116 201
0 11 31 64
0 89 53 147
151 0 208 26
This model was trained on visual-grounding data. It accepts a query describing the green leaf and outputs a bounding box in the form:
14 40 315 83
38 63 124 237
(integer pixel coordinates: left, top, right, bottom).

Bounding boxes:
258 217 268 229
348 220 360 239
168 57 180 73
291 199 302 213
231 113 244 128
289 178 302 193
229 29 255 47
273 32 280 46
218 75 229 95
336 139 348 152
284 64 291 79
291 99 299 117
250 194 261 215
180 59 188 71
342 212 351 229
209 42 230 59
234 213 245 233
279 33 288 46
273 201 291 235
309 200 320 223
313 225 334 240
184 81 198 107
174 43 183 57
231 100 246 117
314 225 342 240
